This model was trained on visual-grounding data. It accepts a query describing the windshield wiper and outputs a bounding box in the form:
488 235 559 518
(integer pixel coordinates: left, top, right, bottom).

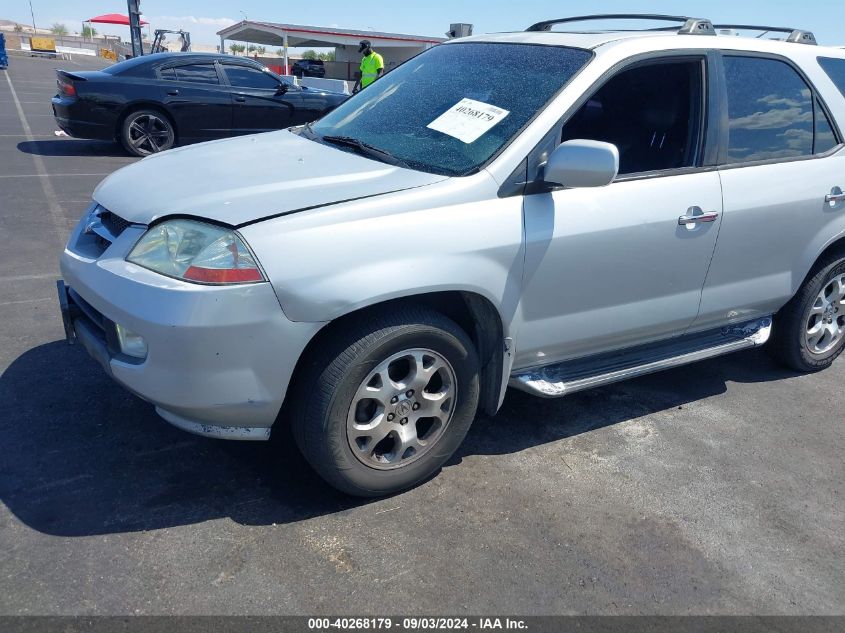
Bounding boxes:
320 135 410 168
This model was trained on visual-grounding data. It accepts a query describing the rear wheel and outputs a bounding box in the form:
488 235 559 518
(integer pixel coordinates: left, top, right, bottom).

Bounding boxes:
120 109 175 157
770 254 845 372
290 307 480 496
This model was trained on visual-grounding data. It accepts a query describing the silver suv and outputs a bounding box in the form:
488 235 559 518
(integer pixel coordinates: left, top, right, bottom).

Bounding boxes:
58 15 845 496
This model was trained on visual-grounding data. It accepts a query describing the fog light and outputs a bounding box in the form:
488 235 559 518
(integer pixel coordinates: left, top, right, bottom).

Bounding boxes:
114 323 148 359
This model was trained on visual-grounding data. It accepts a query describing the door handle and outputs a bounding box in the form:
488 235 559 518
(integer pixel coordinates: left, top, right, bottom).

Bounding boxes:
825 188 845 204
166 89 179 96
234 95 246 103
678 210 719 225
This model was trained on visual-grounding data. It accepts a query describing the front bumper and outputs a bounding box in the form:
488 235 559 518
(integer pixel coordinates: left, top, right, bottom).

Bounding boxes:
59 216 323 439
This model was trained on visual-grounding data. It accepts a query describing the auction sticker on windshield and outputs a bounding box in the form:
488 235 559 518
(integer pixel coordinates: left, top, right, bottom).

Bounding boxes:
427 98 510 144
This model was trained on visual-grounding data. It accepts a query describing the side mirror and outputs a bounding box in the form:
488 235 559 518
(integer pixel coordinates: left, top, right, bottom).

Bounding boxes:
276 82 290 95
543 139 619 188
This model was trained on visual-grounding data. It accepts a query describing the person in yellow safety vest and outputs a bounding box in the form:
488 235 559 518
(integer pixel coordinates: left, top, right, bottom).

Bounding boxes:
352 40 384 93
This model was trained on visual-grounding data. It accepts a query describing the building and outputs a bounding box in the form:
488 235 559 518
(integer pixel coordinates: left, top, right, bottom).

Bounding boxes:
217 21 445 78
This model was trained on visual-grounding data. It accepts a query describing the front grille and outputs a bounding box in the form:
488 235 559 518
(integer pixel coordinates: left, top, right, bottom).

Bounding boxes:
70 205 136 259
100 210 131 238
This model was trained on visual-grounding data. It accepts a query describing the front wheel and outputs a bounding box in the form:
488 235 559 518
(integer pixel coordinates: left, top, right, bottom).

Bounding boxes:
120 109 175 157
290 307 480 496
770 254 845 372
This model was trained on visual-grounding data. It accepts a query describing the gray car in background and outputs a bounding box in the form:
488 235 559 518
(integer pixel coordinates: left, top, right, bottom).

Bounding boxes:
58 15 845 496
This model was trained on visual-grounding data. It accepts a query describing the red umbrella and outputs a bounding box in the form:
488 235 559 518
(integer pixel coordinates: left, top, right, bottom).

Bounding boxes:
88 13 149 26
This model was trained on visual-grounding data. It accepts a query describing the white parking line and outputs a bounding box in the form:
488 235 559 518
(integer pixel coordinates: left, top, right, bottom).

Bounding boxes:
4 72 68 250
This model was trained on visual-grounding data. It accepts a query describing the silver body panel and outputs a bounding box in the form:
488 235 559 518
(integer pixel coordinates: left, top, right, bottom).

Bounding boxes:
59 31 845 437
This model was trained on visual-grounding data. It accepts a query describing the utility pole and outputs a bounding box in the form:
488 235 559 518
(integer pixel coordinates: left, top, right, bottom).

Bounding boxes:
127 0 143 56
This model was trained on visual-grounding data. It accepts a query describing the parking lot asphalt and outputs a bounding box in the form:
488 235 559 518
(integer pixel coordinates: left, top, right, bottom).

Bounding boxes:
0 54 843 616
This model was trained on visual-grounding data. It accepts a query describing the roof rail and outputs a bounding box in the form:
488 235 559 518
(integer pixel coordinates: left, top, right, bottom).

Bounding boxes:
712 24 817 45
526 14 716 36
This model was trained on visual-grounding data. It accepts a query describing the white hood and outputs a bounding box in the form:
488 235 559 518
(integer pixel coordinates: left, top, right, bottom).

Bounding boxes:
93 130 447 226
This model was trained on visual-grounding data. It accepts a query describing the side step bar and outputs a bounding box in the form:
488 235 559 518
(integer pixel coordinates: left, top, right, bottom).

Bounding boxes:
510 317 772 398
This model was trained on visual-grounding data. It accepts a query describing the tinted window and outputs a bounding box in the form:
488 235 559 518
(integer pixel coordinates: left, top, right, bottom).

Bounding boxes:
724 57 821 163
174 63 219 84
561 60 703 174
159 67 177 80
224 65 280 90
815 99 838 154
311 43 592 176
818 57 845 98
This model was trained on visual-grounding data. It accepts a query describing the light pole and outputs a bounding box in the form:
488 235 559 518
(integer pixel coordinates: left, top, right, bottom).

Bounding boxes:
240 11 248 57
28 0 37 34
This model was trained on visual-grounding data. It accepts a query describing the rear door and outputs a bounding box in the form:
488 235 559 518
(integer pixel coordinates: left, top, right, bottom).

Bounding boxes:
221 63 299 133
158 62 232 139
694 54 845 330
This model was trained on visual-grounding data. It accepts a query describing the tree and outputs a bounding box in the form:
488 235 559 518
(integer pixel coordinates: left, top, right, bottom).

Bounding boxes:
319 51 336 62
50 23 68 35
13 24 23 33
302 50 335 61
81 25 98 38
229 43 245 54
302 49 318 60
275 49 284 57
255 45 266 55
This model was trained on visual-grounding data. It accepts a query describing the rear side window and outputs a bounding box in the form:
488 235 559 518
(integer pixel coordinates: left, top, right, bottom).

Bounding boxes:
723 56 836 163
173 63 219 85
223 65 280 90
818 57 845 98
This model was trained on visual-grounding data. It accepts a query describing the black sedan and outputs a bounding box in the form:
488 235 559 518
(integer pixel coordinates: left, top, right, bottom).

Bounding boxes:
52 52 348 157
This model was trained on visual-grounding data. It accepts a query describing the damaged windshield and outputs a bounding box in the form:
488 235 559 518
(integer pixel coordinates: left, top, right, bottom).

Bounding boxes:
307 42 592 176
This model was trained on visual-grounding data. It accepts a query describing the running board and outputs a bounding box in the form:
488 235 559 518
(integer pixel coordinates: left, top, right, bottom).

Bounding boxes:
510 317 772 398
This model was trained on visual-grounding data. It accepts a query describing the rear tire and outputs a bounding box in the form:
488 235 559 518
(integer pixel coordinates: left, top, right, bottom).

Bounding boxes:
770 254 845 372
290 307 480 497
120 108 175 157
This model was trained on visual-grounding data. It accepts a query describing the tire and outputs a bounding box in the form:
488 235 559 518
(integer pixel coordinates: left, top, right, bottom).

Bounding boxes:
290 307 480 497
770 253 845 372
120 108 175 157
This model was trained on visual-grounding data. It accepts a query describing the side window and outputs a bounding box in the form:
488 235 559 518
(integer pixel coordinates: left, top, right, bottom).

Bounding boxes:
224 65 281 90
723 56 835 163
818 56 845 98
815 99 837 154
174 63 219 85
560 60 703 175
159 67 177 81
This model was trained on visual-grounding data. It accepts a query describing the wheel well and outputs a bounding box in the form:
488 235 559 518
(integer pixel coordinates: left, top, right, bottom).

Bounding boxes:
812 235 845 273
286 292 505 419
115 103 177 142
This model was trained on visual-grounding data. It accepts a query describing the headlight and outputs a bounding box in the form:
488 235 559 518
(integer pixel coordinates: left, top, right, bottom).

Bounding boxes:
127 219 265 284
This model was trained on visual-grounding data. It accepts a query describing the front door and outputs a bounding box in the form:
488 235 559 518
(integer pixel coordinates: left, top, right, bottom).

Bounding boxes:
515 56 723 368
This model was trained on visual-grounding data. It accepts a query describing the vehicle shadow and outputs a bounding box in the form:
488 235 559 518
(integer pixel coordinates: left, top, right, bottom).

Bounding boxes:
0 340 801 537
17 139 129 158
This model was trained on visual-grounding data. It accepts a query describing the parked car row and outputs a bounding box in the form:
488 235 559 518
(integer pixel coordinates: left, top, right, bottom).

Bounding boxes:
52 53 347 156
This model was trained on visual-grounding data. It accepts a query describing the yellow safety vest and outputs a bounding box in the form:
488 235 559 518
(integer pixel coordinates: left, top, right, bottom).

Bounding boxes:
360 52 384 87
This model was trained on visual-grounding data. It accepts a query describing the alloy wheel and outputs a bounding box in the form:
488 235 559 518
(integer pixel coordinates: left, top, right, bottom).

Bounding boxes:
805 273 845 354
127 113 173 155
346 348 457 470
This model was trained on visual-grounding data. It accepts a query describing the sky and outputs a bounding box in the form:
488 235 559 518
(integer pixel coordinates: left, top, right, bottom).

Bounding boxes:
5 1 845 47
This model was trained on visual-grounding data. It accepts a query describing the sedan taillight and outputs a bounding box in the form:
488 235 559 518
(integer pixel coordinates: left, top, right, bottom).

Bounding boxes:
58 80 76 97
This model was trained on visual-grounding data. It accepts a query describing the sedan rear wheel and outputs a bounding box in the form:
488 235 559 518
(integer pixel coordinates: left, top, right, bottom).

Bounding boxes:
121 109 175 157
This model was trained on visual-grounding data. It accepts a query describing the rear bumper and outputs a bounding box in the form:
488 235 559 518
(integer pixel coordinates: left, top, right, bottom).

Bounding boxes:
52 97 115 141
58 220 323 439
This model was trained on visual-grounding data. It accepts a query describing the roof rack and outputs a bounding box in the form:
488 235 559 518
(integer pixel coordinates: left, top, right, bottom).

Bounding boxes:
712 24 817 45
525 14 716 36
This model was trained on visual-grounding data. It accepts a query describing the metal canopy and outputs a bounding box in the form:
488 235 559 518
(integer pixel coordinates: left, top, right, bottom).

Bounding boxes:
218 20 444 48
